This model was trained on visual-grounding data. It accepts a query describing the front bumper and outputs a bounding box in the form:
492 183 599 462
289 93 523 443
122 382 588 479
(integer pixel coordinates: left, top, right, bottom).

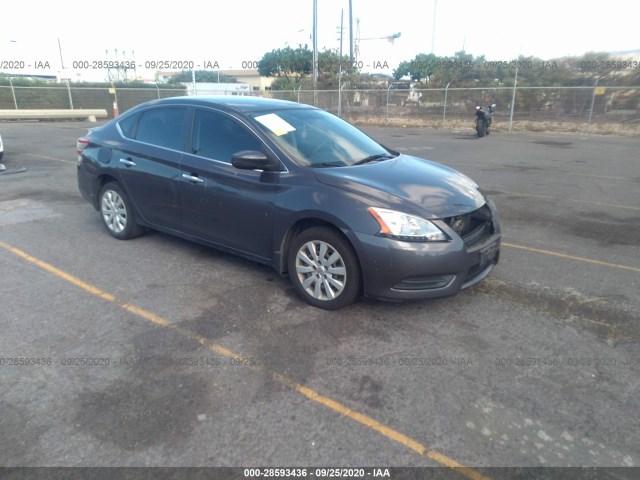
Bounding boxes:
349 222 500 302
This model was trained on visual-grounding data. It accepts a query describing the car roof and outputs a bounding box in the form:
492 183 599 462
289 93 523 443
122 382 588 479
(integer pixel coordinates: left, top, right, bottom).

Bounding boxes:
137 95 316 114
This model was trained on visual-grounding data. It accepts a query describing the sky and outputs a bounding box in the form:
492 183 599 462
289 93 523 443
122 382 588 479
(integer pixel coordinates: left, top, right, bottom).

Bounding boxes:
1 0 638 82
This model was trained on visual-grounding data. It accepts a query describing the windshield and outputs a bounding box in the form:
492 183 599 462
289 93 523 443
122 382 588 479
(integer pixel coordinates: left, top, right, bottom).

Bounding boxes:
250 108 395 167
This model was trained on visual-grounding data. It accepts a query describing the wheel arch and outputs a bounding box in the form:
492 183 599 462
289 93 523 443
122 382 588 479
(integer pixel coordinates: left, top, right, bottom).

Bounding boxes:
92 174 120 210
278 218 364 286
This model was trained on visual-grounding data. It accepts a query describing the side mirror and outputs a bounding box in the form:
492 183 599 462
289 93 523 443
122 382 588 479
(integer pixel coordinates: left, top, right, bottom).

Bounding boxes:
232 150 281 172
491 103 496 108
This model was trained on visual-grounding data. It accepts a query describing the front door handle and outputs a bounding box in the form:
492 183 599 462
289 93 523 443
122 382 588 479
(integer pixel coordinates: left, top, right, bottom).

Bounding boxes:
181 173 204 184
119 158 136 167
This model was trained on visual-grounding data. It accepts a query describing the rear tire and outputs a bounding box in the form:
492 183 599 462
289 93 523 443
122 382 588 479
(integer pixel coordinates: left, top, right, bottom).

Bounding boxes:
98 182 143 240
287 227 361 310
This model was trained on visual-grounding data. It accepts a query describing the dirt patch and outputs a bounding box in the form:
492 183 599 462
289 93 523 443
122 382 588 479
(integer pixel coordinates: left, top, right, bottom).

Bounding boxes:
473 278 640 346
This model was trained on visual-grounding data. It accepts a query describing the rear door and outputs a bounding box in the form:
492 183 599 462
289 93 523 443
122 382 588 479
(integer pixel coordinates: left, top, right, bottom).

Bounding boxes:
115 107 187 230
179 108 279 261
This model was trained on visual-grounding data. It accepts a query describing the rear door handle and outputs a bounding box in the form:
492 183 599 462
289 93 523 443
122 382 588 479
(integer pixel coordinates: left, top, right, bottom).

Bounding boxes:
181 173 204 184
119 158 136 167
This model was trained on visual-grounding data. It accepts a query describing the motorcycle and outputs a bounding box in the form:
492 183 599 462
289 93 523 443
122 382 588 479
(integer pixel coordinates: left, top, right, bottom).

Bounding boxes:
475 104 496 137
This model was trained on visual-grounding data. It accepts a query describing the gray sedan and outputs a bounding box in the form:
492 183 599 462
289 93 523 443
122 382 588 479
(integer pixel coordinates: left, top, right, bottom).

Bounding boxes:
77 97 500 309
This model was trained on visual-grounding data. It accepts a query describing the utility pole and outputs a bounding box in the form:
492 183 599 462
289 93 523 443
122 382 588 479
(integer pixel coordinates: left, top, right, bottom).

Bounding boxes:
338 9 343 117
349 0 354 64
431 0 437 54
313 0 318 105
58 38 65 69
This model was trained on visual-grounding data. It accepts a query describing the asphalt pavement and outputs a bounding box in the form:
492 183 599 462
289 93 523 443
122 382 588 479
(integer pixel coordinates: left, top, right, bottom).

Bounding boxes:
0 120 638 479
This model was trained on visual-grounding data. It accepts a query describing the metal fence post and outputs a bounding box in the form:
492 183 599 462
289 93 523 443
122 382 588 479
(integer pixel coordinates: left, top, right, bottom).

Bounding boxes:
509 66 518 131
588 78 599 126
443 82 451 121
386 84 391 124
9 78 18 109
155 82 160 99
66 79 74 109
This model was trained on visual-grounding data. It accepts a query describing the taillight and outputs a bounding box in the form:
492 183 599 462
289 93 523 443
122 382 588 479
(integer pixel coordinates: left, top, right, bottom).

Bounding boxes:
77 137 89 164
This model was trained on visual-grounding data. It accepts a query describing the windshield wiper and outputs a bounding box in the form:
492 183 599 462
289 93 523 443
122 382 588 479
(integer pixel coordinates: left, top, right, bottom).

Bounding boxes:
309 162 345 168
352 153 396 166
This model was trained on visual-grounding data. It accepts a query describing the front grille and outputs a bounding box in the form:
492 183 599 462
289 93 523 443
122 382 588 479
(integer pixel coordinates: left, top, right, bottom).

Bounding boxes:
444 204 494 248
393 275 454 291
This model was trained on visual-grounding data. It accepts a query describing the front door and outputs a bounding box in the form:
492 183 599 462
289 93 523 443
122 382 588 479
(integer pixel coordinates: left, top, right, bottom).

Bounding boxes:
180 108 279 261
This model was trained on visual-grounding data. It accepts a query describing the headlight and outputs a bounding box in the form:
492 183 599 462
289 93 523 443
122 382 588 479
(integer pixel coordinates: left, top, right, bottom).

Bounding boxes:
368 207 448 242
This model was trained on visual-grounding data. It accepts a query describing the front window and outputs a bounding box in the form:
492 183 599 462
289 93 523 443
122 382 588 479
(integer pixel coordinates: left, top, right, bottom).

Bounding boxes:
192 109 263 163
251 109 394 167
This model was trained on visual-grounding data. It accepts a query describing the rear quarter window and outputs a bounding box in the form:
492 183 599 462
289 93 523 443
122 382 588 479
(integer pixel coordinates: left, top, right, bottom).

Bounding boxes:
117 112 141 139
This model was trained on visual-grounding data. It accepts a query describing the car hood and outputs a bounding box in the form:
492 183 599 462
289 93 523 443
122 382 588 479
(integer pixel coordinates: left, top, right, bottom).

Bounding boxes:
313 154 486 218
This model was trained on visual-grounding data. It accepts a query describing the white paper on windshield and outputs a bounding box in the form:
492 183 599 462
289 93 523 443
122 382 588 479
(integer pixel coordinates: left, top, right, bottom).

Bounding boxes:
255 113 296 136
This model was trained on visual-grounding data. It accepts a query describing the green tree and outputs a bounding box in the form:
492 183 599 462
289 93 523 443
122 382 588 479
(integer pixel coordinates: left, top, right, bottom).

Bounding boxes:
393 51 489 87
316 50 359 89
257 45 312 87
393 53 439 82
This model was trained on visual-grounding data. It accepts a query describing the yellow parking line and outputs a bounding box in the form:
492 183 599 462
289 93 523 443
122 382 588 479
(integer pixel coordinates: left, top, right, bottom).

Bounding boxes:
0 241 116 302
26 153 75 164
0 240 490 480
503 242 640 273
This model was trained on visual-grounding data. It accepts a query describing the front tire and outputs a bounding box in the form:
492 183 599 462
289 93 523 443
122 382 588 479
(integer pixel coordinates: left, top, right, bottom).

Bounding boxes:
287 227 361 310
98 182 142 240
476 120 486 137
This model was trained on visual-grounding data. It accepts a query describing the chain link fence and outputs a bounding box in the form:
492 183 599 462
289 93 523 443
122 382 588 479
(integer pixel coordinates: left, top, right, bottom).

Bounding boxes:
1 84 639 133
262 86 640 132
0 85 186 113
